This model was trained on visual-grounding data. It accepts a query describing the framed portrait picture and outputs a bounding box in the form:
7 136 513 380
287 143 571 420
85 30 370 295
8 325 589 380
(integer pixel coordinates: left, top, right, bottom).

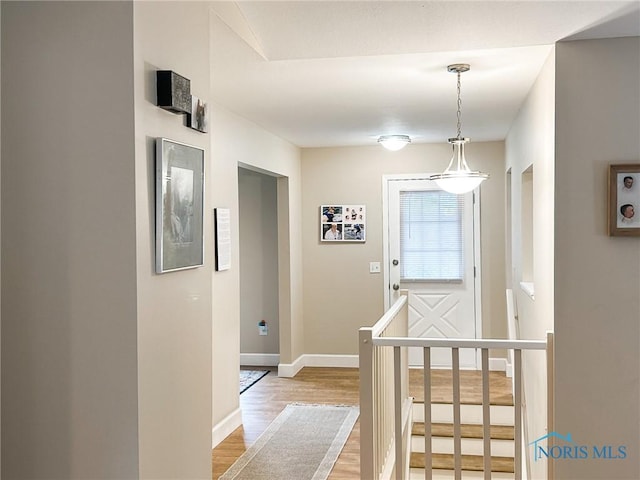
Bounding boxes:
156 138 205 273
608 164 640 236
320 205 366 242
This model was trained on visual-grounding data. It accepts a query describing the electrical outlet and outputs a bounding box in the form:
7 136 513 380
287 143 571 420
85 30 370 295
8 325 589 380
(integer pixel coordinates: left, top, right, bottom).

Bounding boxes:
369 262 381 273
259 325 268 336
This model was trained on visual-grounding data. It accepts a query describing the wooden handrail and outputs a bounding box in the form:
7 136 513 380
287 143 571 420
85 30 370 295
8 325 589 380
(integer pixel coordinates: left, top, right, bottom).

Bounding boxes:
369 294 408 337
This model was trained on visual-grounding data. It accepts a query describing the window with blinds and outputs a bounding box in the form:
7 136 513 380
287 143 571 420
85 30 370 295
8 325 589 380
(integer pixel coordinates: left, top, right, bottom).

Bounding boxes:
399 190 464 282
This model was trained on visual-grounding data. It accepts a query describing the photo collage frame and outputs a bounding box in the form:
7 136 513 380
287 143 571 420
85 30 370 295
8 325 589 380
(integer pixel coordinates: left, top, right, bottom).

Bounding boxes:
320 205 366 242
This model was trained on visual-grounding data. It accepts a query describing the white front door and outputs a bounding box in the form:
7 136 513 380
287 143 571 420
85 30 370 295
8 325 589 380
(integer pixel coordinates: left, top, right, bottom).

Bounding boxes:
386 177 480 368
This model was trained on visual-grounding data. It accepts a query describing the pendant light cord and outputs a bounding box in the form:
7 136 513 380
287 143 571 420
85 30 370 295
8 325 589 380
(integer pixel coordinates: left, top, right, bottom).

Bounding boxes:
456 70 463 140
431 63 489 193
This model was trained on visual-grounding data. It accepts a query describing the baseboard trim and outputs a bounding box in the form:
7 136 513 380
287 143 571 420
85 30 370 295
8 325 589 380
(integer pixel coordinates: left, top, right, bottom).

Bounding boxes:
278 355 305 378
278 354 504 377
211 407 242 448
278 354 359 378
240 353 280 367
506 361 513 378
489 357 508 372
304 354 359 368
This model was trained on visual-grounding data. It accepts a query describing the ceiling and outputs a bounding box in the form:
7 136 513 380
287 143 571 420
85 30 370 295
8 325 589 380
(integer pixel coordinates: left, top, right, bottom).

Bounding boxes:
209 1 640 148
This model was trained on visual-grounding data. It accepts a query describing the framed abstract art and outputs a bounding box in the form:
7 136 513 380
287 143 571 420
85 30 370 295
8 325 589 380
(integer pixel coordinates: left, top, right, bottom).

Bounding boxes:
156 138 205 272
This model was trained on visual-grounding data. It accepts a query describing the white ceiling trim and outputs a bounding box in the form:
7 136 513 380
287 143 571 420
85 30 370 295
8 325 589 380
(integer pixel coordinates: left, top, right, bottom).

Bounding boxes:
211 2 268 60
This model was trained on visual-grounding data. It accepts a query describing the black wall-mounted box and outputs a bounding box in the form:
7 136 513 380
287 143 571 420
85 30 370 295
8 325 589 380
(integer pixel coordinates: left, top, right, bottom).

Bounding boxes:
156 70 191 114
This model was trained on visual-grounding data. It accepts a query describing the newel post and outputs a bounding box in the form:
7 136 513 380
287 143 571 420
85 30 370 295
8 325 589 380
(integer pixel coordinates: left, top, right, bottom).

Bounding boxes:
359 327 374 480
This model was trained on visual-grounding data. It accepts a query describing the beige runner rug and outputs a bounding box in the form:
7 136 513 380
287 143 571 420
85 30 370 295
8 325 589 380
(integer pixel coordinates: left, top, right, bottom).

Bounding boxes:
219 403 359 480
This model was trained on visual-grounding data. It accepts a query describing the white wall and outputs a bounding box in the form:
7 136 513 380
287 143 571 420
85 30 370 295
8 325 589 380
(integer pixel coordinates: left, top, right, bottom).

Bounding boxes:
133 2 213 478
2 4 305 477
208 106 302 423
136 0 305 464
209 9 303 431
554 37 639 479
301 142 506 355
505 48 555 480
2 2 139 478
239 168 280 356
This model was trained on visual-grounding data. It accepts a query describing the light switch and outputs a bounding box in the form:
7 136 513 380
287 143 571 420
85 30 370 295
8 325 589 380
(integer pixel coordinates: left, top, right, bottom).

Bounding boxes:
369 262 381 273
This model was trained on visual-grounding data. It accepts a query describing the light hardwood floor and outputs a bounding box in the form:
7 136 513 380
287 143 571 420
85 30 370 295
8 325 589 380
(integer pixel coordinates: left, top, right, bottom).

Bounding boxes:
212 367 360 479
211 366 512 479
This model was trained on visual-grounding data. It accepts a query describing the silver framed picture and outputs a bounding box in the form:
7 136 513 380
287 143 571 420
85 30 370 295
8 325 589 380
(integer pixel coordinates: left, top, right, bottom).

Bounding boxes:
156 138 205 273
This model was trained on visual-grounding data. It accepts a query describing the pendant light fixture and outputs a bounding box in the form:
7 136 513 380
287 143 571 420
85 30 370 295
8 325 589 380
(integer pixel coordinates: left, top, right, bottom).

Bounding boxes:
378 134 411 151
430 64 488 194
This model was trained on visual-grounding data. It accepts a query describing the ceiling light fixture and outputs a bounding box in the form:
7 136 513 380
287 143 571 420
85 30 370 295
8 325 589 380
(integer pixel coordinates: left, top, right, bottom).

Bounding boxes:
378 134 411 151
430 64 488 194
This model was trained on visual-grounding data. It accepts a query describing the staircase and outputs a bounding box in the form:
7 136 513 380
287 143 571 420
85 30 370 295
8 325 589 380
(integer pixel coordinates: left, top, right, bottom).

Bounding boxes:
358 293 552 480
408 369 516 480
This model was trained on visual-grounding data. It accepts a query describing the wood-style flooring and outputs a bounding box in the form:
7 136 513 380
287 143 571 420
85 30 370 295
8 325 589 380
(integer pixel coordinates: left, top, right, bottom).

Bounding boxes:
211 366 512 479
212 367 360 480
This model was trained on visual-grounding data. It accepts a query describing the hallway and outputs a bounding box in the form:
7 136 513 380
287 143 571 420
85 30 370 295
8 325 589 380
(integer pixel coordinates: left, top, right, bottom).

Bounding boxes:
212 367 514 479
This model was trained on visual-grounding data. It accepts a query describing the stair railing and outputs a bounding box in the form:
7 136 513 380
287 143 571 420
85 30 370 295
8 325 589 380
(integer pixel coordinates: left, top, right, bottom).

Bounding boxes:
359 290 411 480
359 292 554 480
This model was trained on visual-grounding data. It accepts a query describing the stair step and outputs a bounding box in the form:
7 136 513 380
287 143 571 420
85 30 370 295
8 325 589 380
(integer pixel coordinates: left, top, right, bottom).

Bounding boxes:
409 369 514 406
410 452 515 473
409 468 514 479
413 422 515 440
412 435 515 457
413 402 515 426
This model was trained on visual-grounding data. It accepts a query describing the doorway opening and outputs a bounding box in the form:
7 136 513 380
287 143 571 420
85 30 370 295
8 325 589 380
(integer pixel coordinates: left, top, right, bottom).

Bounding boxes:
238 167 280 367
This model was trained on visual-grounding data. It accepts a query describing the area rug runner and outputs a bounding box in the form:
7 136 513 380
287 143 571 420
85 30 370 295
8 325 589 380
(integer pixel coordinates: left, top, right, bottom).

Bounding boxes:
219 403 359 480
239 369 269 394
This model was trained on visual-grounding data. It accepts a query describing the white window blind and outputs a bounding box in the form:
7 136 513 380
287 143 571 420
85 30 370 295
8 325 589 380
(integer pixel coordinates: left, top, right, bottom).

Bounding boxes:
399 190 464 281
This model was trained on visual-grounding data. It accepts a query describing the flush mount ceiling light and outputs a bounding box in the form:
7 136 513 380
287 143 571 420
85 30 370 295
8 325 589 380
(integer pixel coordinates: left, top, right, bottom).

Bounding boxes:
430 64 489 194
378 134 411 151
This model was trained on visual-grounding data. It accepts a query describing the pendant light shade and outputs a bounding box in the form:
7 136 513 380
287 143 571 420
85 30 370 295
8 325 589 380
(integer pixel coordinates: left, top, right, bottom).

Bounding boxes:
430 64 488 194
432 137 488 194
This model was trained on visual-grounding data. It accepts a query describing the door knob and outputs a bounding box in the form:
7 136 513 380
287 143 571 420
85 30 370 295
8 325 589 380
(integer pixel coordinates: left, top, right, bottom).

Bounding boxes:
392 259 399 266
392 283 400 291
